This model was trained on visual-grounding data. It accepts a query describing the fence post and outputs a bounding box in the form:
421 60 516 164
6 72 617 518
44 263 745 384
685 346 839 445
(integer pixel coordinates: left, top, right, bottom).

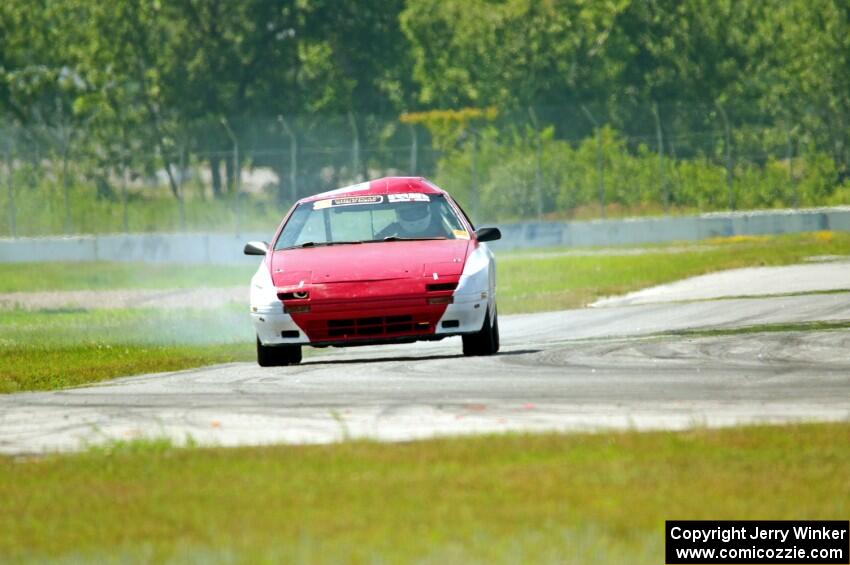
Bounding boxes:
669 130 682 212
786 124 798 208
61 129 73 234
717 102 735 210
289 125 298 201
470 128 479 222
5 139 15 237
581 105 605 218
528 106 544 219
652 102 669 213
220 117 240 194
176 180 187 231
597 130 605 218
409 124 418 175
62 158 72 234
178 141 191 232
121 162 129 233
277 115 298 203
349 111 362 182
156 143 186 231
220 117 240 234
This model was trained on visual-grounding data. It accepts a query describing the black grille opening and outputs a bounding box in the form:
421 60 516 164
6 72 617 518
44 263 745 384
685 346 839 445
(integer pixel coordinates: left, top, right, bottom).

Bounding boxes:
427 282 458 292
327 319 353 337
441 320 460 329
280 330 300 338
325 315 425 338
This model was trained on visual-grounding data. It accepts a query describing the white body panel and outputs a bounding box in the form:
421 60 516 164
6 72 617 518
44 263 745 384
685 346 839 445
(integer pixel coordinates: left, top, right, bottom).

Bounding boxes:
435 242 496 334
250 262 310 345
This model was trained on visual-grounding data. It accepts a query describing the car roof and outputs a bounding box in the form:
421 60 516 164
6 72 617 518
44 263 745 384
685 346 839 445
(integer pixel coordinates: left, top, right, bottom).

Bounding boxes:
298 177 446 204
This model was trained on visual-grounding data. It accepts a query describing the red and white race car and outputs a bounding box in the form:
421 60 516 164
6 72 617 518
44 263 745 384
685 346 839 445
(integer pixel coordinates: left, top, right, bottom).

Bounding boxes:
244 177 501 366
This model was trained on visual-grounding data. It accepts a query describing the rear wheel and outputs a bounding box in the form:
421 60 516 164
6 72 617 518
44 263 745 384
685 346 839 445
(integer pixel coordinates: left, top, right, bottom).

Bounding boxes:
256 337 302 367
462 308 500 356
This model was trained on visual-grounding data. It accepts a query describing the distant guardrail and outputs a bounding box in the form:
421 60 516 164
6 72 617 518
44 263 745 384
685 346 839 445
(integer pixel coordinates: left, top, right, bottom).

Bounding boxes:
493 206 850 251
1 206 849 264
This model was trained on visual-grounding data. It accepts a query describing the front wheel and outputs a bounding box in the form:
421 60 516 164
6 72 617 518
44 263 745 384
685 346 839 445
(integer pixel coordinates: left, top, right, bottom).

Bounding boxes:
256 337 302 367
462 308 500 356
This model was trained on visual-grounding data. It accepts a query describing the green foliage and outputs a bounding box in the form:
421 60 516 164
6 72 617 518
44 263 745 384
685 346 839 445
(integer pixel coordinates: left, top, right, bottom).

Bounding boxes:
400 107 498 152
0 169 285 236
399 0 625 108
434 125 846 221
2 0 850 231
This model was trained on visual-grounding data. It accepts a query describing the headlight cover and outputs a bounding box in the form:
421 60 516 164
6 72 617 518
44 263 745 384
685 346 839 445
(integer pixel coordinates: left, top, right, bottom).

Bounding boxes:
250 264 282 312
455 244 490 296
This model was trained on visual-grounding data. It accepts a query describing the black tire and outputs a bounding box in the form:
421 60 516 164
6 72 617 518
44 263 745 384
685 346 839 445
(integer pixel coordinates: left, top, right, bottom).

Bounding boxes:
256 337 303 367
462 308 500 356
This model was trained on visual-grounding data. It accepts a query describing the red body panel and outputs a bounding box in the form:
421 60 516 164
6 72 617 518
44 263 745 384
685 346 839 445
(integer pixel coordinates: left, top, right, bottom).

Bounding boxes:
271 240 468 285
269 201 473 343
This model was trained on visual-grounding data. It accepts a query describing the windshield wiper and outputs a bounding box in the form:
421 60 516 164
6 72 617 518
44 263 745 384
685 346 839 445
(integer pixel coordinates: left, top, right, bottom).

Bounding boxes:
379 236 447 242
284 240 364 249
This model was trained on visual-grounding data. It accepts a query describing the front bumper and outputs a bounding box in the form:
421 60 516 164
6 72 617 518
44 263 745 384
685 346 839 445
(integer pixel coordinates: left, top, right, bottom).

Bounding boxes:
434 291 489 335
252 292 489 347
251 306 310 345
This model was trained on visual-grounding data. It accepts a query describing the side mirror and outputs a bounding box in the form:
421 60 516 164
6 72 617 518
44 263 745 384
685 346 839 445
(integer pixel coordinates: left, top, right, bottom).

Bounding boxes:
474 227 501 242
243 241 269 256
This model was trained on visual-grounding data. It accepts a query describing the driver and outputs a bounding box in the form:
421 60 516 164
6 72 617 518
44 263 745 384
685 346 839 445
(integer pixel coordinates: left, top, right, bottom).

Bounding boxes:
375 201 448 239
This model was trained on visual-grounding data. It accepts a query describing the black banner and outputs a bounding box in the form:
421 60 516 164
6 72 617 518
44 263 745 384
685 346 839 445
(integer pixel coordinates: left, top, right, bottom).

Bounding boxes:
666 520 849 564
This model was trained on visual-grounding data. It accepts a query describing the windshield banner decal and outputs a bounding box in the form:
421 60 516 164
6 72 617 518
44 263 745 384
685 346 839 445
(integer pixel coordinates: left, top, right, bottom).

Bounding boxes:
388 193 430 203
314 195 384 209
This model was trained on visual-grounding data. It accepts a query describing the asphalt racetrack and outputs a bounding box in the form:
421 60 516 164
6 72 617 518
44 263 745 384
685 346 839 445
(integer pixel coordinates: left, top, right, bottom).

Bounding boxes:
1 265 850 454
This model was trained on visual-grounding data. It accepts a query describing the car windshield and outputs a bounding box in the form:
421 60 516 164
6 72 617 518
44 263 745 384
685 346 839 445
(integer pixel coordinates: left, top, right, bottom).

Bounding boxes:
274 193 468 250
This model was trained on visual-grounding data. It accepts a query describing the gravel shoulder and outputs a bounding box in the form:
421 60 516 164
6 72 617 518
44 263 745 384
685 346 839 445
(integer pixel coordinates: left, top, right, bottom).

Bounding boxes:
591 260 850 307
0 286 247 310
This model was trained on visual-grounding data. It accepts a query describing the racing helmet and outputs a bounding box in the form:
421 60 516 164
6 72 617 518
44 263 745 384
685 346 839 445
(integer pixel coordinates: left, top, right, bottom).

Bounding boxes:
397 201 432 233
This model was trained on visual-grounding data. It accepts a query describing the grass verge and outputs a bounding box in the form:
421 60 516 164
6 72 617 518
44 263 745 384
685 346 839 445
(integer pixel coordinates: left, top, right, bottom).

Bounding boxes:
3 233 849 308
497 231 850 313
1 423 847 563
0 307 254 393
0 343 253 394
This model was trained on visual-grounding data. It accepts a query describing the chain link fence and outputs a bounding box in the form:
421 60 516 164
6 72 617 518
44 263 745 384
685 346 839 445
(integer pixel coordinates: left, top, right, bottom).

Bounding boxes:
1 102 848 237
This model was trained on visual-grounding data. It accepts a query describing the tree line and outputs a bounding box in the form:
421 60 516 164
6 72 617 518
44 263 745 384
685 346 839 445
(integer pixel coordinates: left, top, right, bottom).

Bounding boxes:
0 0 848 232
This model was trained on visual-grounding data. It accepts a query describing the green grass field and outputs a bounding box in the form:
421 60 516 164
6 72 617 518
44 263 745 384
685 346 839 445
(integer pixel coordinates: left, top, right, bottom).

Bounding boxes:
2 231 849 393
1 423 847 563
0 307 254 393
498 231 850 312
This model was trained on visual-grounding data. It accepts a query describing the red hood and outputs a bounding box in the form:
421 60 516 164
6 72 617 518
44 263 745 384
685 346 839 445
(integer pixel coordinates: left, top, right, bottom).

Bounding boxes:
270 239 470 287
